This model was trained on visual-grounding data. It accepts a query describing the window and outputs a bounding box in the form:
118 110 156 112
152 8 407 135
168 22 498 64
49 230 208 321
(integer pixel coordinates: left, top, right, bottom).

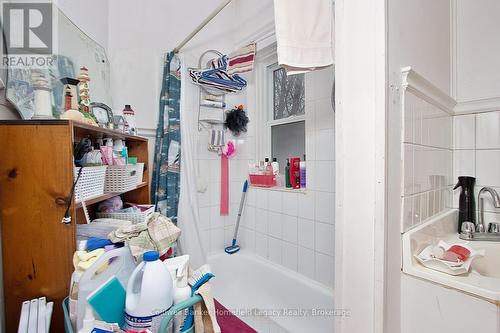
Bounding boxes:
267 65 305 174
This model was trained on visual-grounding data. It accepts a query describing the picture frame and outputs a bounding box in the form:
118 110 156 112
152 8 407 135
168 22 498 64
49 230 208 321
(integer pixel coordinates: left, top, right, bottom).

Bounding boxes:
89 102 113 128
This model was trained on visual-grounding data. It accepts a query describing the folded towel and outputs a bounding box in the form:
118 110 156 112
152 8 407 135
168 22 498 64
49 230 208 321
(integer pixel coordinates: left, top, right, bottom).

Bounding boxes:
273 0 334 75
108 213 181 260
227 43 256 75
194 283 221 333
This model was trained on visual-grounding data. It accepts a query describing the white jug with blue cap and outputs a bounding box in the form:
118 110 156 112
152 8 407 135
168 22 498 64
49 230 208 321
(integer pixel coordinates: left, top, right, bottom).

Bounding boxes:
125 251 174 332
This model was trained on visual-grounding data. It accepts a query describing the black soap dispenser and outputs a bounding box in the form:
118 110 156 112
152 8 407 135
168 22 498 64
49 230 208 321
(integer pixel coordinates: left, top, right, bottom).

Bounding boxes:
453 176 476 233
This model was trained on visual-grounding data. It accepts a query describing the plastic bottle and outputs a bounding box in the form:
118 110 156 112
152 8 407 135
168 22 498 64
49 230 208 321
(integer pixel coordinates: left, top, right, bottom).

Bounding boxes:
173 260 191 332
285 159 291 188
300 155 306 188
271 158 279 176
453 176 476 233
125 251 174 332
77 306 114 333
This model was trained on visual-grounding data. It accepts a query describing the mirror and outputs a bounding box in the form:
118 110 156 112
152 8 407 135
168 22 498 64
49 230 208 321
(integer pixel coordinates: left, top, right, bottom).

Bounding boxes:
5 4 112 119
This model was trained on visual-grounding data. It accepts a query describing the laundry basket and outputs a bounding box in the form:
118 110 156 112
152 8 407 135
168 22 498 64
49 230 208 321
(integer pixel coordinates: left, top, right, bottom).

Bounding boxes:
62 295 202 333
74 166 107 202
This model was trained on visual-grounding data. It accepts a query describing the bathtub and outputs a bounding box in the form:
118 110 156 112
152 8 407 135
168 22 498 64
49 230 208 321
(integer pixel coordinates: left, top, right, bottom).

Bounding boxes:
208 251 335 333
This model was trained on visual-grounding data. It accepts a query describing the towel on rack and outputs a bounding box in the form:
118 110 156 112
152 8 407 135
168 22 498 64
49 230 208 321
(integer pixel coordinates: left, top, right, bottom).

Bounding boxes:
209 43 256 75
273 0 334 75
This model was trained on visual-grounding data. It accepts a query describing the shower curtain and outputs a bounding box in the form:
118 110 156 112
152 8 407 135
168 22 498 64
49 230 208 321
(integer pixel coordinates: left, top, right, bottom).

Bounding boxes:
152 52 181 220
152 51 206 266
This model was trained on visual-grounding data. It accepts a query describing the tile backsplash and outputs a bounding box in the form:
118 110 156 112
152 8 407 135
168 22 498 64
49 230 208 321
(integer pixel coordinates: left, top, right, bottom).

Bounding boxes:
402 88 500 232
453 111 500 224
402 91 453 232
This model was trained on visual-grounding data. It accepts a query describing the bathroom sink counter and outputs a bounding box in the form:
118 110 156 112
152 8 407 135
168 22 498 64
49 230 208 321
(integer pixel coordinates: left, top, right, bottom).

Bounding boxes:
402 209 500 303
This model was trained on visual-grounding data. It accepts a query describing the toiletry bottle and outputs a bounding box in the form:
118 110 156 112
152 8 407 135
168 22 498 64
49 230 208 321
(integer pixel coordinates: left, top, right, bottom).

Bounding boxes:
285 159 291 188
271 158 279 176
173 260 191 332
454 176 476 233
300 155 306 188
290 157 301 189
265 158 273 175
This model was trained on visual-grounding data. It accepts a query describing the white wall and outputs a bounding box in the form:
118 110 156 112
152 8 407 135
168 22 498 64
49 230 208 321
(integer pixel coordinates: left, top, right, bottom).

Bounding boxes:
387 1 452 332
454 0 500 102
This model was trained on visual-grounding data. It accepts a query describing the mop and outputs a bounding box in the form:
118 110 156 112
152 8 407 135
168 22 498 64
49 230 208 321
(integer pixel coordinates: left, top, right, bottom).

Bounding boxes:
224 180 249 254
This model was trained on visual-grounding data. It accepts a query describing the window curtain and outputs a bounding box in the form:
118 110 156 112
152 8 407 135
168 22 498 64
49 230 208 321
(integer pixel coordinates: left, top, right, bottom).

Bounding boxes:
151 52 181 221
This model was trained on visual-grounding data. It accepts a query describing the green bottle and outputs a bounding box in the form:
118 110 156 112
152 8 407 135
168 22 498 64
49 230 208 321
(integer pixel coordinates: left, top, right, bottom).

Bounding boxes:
285 158 291 188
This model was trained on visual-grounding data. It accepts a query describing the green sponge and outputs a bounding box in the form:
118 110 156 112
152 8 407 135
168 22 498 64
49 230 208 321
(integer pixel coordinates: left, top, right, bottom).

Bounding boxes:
86 276 126 327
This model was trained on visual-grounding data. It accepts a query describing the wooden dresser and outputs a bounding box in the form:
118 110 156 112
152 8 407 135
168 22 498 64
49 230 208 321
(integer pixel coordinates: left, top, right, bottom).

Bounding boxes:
0 120 150 332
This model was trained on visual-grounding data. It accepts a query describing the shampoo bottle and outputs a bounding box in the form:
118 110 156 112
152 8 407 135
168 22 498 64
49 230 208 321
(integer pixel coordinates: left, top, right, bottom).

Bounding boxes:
285 159 291 188
271 158 279 176
300 155 306 188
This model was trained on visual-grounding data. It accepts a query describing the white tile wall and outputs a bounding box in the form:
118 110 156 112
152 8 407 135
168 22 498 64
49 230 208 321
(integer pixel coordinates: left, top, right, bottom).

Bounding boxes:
193 63 335 289
402 91 453 232
452 111 500 223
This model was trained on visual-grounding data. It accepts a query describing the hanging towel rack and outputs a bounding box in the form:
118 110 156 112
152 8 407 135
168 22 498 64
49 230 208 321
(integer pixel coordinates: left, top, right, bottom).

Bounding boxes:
174 0 233 53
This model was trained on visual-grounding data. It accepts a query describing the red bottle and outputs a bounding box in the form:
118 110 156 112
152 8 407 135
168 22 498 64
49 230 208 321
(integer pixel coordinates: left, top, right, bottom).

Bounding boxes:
289 157 301 189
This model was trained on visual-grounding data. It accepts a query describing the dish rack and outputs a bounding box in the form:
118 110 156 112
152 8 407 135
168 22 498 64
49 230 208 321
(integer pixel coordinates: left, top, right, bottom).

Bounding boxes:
63 295 202 333
74 166 107 202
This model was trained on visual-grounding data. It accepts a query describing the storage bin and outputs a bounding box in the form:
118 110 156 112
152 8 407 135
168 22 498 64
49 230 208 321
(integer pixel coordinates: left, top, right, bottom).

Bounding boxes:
135 162 145 184
63 295 201 333
105 165 138 193
74 166 107 203
96 204 155 224
249 174 276 187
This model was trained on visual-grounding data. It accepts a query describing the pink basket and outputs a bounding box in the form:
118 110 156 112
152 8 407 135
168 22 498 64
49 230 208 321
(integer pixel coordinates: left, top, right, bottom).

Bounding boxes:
249 174 276 187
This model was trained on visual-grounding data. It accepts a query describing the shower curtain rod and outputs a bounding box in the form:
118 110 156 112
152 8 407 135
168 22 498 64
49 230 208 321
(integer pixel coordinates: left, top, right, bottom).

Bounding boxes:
174 0 233 53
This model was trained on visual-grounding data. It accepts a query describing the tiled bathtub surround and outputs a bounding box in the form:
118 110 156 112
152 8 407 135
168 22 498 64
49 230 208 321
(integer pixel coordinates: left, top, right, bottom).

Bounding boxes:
453 111 500 224
191 58 335 288
402 91 453 231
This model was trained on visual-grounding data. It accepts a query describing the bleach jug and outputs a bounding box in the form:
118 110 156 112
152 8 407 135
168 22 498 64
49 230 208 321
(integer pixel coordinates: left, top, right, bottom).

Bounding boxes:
125 251 174 332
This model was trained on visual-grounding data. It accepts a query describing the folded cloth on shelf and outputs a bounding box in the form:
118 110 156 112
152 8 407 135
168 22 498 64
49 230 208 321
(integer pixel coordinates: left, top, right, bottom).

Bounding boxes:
194 283 221 333
108 212 181 260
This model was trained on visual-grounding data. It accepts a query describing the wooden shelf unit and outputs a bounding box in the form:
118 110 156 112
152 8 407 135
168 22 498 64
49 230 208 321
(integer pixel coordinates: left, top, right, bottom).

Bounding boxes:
0 120 151 332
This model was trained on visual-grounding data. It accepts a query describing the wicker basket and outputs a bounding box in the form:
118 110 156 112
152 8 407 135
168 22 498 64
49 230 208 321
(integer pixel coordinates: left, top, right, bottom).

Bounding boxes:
96 204 155 224
104 165 138 193
135 162 145 184
74 166 107 203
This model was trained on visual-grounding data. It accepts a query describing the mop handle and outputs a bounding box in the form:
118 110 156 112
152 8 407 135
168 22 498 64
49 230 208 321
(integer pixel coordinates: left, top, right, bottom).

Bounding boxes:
232 180 249 240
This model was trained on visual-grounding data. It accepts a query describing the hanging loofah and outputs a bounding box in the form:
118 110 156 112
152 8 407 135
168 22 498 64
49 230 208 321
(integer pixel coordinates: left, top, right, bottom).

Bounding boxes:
225 104 249 136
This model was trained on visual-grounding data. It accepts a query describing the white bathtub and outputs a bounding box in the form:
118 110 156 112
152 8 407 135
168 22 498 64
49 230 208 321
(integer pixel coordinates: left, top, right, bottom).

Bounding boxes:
208 251 335 333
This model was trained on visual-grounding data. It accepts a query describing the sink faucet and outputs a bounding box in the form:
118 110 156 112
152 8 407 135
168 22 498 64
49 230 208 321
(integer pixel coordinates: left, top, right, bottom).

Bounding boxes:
477 187 500 232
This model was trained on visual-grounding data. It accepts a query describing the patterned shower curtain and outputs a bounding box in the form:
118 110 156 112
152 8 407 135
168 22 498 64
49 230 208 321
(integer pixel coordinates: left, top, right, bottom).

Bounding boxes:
151 52 181 222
